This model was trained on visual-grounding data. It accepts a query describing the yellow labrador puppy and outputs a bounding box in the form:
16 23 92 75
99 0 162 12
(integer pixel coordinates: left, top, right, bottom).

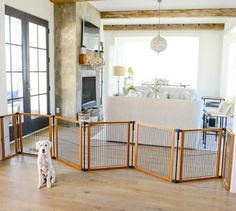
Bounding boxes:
36 140 56 188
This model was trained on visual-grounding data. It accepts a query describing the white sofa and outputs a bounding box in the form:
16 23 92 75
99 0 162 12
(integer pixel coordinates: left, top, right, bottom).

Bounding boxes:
103 96 203 129
102 96 203 148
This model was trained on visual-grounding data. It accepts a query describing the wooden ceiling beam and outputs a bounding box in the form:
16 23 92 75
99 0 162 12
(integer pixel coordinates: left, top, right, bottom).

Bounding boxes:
103 23 225 31
50 0 101 3
101 8 236 18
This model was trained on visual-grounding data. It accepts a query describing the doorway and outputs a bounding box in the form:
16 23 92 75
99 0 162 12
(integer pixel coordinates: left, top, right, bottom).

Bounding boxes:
5 6 50 138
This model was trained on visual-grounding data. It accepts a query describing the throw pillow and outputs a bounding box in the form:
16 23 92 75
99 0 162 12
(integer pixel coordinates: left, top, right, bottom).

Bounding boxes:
157 91 169 99
168 92 180 99
227 105 234 117
179 91 192 100
218 101 233 116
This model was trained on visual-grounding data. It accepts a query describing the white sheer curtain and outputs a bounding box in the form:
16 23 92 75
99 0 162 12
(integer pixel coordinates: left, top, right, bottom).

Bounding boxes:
115 36 199 88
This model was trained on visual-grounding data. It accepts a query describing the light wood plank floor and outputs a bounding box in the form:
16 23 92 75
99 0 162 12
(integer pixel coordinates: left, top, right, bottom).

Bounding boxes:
0 156 236 211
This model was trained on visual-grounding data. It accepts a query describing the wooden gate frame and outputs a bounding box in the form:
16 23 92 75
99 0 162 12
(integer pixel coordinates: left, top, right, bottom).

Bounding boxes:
179 128 222 182
222 129 235 191
0 114 18 160
55 116 82 170
134 122 175 182
1 113 235 192
87 121 131 171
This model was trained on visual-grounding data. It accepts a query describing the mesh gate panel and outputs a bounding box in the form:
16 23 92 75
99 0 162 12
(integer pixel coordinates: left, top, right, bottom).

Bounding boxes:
0 114 18 159
180 129 222 181
224 139 230 183
88 122 130 170
223 130 234 190
19 114 52 156
135 123 174 181
56 117 82 169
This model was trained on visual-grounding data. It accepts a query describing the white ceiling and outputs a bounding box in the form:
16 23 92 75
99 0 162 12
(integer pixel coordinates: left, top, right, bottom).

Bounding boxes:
90 0 236 12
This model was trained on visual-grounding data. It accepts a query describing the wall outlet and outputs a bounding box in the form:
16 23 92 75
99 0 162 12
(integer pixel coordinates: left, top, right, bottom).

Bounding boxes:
56 107 60 113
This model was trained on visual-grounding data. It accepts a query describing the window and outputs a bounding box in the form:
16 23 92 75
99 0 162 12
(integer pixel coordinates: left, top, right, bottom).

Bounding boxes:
5 6 49 116
115 36 199 88
28 22 48 114
5 14 24 114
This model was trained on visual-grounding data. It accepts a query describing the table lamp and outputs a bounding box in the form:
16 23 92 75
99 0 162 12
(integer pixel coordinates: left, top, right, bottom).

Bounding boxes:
113 66 126 95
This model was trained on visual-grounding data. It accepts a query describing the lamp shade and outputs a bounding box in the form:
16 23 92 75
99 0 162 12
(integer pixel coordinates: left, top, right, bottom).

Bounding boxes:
113 66 126 76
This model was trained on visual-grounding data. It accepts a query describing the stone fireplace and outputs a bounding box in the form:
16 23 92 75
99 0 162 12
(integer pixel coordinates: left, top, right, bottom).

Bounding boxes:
54 2 101 119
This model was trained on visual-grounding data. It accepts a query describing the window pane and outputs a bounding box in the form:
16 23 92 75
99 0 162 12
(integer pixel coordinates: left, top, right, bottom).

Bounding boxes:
39 73 47 94
29 22 37 47
5 15 10 43
30 72 39 95
10 17 22 45
12 73 23 98
39 94 47 114
31 96 39 114
38 49 47 71
11 45 22 71
5 44 11 71
8 100 12 114
13 98 24 113
7 73 11 99
38 25 46 49
29 48 38 71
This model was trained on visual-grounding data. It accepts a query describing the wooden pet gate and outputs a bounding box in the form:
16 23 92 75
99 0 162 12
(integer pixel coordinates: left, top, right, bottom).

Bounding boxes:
0 113 235 191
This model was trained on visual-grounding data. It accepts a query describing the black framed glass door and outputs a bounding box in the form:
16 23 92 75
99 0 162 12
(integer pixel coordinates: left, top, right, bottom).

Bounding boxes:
5 6 50 138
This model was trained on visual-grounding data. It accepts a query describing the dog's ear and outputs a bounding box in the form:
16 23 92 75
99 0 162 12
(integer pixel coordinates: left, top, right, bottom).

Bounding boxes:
36 141 40 150
48 141 52 149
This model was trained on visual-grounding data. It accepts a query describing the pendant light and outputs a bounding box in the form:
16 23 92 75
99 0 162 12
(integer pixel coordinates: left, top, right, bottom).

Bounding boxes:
150 0 167 53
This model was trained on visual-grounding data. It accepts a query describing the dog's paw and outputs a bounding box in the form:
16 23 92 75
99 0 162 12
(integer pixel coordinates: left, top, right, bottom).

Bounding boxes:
51 177 55 184
37 184 42 189
47 183 52 188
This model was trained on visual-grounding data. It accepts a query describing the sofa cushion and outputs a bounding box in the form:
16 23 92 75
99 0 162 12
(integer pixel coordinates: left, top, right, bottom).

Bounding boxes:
159 87 199 101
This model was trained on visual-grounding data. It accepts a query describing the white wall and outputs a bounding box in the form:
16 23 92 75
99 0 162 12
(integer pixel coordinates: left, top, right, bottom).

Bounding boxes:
220 35 236 100
103 30 223 97
197 32 223 97
0 1 7 116
0 0 54 159
220 20 236 194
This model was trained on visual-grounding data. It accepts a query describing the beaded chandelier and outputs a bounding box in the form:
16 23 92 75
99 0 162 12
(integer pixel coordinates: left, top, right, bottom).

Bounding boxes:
150 0 167 53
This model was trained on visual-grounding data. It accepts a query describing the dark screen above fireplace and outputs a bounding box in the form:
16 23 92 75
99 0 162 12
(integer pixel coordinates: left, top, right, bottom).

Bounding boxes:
82 77 96 110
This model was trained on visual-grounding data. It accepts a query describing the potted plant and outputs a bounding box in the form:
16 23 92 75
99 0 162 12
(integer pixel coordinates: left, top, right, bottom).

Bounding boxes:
128 67 134 76
124 67 134 87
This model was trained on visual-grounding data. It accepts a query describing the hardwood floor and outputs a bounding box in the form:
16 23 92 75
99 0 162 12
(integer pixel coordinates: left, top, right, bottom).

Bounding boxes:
0 155 236 211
